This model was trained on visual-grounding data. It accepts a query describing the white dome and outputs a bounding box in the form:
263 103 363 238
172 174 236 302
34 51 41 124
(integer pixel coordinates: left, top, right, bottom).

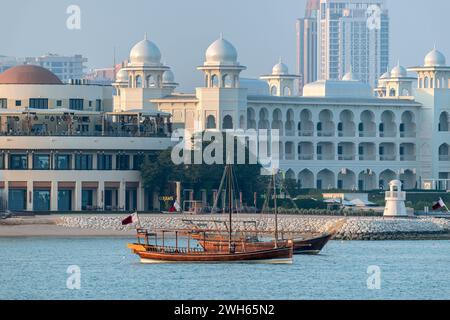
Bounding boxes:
342 71 358 81
380 71 390 79
390 64 407 78
272 61 289 75
129 37 162 66
205 36 238 65
424 48 446 67
162 69 175 83
116 69 128 82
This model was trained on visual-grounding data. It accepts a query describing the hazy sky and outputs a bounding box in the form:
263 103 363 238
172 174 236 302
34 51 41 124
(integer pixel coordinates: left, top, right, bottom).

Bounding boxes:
0 0 447 91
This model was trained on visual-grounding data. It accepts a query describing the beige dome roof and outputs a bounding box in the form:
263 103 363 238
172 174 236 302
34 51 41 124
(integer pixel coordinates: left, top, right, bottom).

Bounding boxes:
0 65 63 85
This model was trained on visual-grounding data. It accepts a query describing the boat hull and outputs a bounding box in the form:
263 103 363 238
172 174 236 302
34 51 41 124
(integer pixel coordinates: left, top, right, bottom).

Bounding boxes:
194 233 333 255
131 245 293 264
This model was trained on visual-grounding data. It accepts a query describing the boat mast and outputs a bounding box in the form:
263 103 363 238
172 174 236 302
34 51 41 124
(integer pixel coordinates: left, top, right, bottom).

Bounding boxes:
273 169 278 248
227 165 233 253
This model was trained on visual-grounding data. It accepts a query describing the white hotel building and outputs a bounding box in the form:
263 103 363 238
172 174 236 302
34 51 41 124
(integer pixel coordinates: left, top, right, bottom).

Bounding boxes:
1 35 450 212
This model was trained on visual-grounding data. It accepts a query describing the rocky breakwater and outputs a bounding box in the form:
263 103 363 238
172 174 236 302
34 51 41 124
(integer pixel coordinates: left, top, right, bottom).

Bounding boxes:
57 215 450 240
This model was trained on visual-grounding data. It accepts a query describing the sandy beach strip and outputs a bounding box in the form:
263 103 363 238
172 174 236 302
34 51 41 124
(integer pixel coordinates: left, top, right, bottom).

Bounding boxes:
0 217 135 238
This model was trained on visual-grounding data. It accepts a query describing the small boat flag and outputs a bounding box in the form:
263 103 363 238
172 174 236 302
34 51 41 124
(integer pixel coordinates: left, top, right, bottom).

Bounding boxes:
432 198 446 211
122 212 139 225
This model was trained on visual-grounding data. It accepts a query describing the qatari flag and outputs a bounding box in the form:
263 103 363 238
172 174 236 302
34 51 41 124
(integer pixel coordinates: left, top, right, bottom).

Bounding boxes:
432 198 445 211
122 213 139 225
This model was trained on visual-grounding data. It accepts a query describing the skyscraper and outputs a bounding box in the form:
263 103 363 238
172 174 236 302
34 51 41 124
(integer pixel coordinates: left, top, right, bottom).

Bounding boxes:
317 0 389 88
296 0 320 95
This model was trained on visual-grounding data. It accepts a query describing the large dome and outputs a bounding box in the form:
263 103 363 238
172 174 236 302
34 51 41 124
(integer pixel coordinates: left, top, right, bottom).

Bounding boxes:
205 36 238 65
129 37 162 66
0 65 63 85
424 48 446 67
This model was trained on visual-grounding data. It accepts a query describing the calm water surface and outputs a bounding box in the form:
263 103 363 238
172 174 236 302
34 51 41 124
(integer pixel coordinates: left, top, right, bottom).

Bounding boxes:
0 238 449 300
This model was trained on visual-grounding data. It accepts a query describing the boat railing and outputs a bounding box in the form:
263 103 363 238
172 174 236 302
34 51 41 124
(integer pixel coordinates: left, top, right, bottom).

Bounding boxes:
145 245 204 254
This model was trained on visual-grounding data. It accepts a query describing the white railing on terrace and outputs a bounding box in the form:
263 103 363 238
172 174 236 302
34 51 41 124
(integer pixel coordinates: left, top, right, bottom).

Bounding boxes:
298 130 314 137
380 155 397 161
359 131 377 138
400 155 417 161
317 131 335 137
298 155 314 161
338 155 356 161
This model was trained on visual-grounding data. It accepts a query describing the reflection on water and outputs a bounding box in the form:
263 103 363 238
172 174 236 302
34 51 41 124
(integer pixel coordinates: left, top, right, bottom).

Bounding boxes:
0 238 449 300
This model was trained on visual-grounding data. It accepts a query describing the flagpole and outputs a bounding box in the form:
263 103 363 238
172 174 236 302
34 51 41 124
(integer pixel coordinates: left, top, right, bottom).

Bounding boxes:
135 211 142 229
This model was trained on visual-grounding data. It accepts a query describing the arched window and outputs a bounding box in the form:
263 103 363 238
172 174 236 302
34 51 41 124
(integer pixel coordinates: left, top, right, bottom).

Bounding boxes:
270 86 277 96
135 75 142 88
222 74 232 88
146 75 155 88
389 88 396 96
424 77 429 88
283 86 291 96
205 75 209 87
206 115 216 129
211 75 219 88
419 78 423 88
222 115 233 129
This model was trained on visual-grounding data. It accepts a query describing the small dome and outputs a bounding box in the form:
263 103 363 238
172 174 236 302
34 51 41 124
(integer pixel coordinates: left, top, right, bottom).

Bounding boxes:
162 69 175 83
380 71 390 79
205 36 238 65
272 60 289 75
116 69 128 82
342 71 358 81
424 48 446 67
129 37 162 66
0 65 63 85
390 64 407 78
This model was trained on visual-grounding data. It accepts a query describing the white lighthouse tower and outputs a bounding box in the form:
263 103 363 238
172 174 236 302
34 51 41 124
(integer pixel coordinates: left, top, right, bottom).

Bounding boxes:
383 180 408 217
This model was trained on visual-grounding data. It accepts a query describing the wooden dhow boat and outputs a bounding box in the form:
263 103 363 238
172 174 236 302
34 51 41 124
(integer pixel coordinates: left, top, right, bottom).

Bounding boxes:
187 224 338 255
127 165 294 264
184 170 345 255
128 229 293 264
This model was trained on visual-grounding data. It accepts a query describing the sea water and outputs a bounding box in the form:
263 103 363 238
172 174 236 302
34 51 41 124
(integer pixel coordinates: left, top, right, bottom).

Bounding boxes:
0 238 449 300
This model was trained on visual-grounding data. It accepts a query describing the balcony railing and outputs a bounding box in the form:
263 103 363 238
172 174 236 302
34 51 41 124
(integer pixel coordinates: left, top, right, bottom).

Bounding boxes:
338 155 356 161
400 155 417 161
380 155 397 161
439 155 450 161
379 132 397 138
317 155 335 161
338 131 356 138
359 155 377 161
298 130 314 137
0 128 171 138
359 131 377 138
317 131 334 137
400 132 416 138
298 155 314 161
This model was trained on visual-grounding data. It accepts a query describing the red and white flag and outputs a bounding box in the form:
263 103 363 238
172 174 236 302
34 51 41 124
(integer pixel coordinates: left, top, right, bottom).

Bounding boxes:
432 198 446 211
121 212 139 226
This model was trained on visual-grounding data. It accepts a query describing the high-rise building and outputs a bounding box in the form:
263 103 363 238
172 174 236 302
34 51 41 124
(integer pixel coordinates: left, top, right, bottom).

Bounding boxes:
296 0 320 95
317 0 389 88
25 54 87 83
